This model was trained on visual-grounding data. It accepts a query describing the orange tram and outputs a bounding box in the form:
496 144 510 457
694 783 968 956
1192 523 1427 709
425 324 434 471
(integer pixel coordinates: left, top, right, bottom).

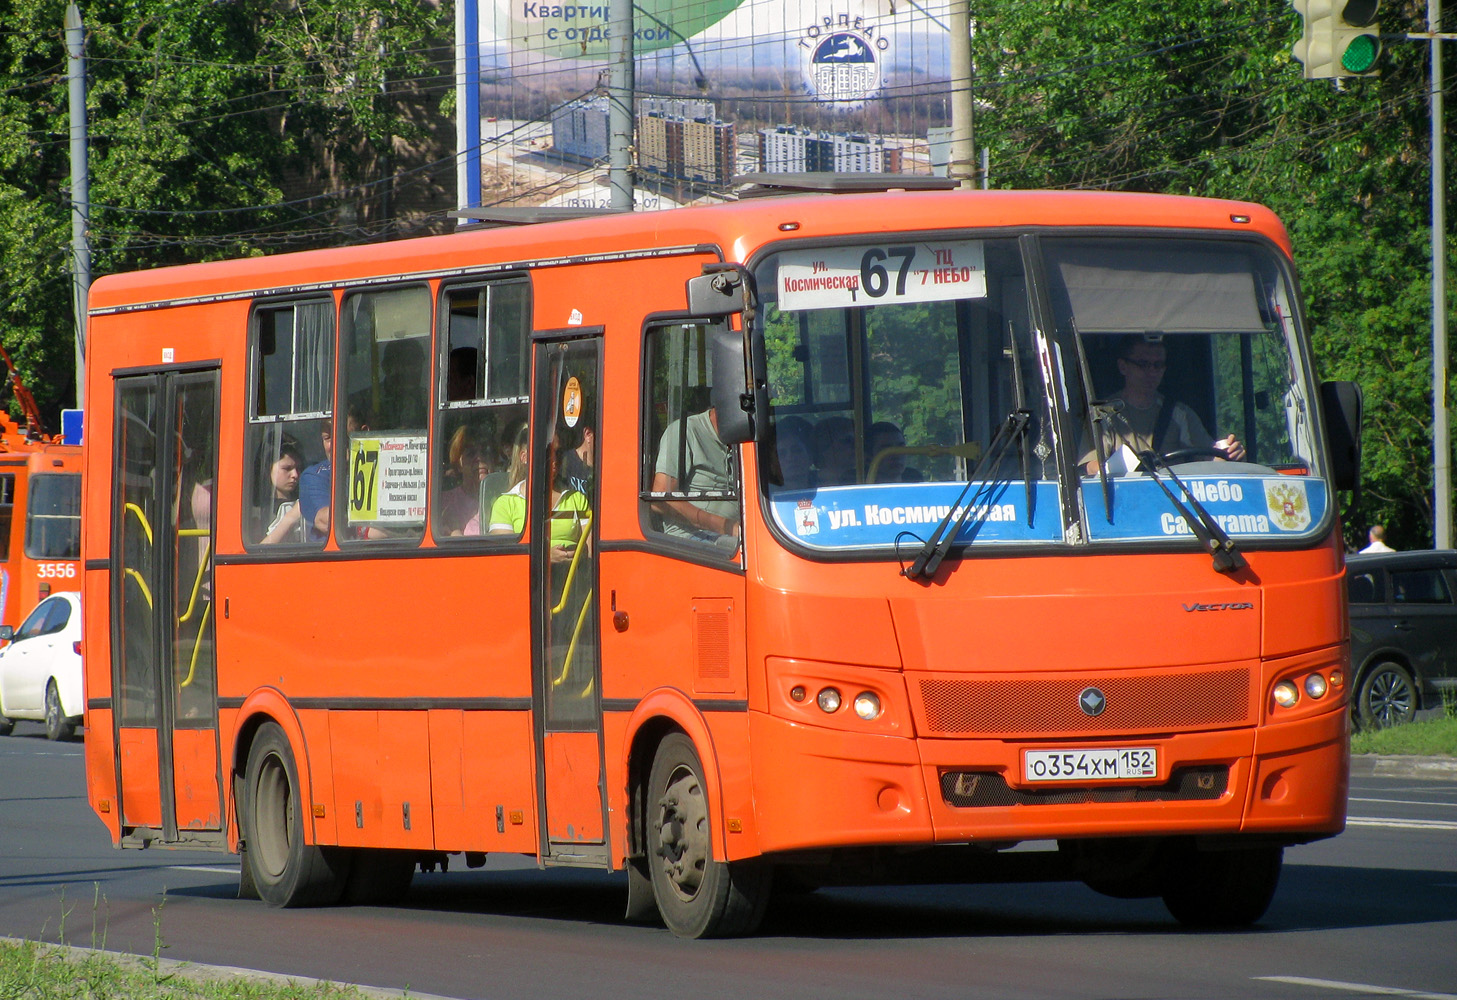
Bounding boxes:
81 185 1362 938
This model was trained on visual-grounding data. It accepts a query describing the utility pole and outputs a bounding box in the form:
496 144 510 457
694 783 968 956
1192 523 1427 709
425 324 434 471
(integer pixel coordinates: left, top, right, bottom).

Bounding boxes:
947 1 975 190
455 0 482 220
1431 0 1452 548
66 3 89 406
607 0 634 210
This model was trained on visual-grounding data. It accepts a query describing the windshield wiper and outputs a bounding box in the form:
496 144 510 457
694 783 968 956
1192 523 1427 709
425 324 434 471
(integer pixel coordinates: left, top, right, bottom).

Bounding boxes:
903 410 1031 582
1135 450 1247 574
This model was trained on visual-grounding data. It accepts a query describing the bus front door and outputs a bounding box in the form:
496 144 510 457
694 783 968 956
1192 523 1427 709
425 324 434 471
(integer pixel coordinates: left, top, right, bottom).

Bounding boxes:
110 369 224 847
531 335 606 865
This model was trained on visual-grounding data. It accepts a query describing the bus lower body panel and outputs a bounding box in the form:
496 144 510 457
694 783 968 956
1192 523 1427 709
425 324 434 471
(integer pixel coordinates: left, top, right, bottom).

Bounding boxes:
746 705 1347 859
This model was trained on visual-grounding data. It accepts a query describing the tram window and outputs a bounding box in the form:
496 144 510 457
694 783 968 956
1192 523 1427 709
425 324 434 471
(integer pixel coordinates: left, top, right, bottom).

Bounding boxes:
640 322 742 557
245 299 334 549
23 473 80 560
433 278 531 541
339 285 431 543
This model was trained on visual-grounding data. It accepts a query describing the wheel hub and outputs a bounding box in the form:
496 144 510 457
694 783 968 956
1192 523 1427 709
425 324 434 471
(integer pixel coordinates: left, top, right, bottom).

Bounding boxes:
656 766 709 900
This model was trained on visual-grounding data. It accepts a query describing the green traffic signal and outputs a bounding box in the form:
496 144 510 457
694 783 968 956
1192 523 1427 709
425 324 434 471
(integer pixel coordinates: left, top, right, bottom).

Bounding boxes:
1291 0 1382 78
1341 32 1380 73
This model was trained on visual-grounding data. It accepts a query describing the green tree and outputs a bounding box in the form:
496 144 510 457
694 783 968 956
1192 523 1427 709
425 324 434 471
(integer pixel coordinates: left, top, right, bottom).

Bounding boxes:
0 0 450 425
970 0 1443 547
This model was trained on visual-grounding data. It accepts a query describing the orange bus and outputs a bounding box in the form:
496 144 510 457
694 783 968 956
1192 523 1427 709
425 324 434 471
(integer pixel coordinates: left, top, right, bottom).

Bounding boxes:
81 186 1362 938
0 412 82 632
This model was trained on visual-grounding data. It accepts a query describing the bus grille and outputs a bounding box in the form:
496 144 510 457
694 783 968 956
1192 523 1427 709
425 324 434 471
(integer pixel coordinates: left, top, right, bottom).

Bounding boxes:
917 668 1252 736
939 766 1229 808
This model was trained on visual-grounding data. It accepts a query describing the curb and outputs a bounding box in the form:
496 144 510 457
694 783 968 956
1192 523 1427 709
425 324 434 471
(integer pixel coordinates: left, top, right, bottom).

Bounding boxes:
1 938 462 1000
1349 754 1457 779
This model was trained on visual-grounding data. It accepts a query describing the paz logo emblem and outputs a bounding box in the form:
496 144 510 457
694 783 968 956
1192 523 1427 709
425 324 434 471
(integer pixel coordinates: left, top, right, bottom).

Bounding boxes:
1079 687 1107 717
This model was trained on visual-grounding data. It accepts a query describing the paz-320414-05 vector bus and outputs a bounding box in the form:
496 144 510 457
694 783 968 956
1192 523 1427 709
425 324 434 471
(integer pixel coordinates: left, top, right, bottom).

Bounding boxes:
80 183 1361 938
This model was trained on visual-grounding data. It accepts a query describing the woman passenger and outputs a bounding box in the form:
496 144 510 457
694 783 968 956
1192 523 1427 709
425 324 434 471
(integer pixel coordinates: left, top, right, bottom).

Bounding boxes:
437 424 491 536
488 426 590 561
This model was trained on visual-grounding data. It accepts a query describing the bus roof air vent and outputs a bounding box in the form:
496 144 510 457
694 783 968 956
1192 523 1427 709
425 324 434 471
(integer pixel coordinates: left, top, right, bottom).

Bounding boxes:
447 207 628 228
734 172 961 199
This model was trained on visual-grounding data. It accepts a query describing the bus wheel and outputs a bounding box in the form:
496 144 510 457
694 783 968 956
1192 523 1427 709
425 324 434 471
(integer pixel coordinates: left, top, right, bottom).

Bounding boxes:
1357 662 1417 729
0 713 13 737
646 733 770 938
44 682 74 741
242 722 350 907
1161 843 1283 928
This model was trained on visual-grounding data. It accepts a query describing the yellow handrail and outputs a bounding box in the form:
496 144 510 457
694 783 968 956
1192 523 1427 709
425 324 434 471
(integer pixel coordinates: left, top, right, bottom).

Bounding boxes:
548 512 592 616
177 539 211 625
179 601 211 688
551 588 594 690
124 503 153 545
123 567 153 609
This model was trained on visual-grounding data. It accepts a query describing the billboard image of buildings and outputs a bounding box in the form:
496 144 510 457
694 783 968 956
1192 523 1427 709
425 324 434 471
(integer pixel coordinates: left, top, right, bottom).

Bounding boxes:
469 0 955 209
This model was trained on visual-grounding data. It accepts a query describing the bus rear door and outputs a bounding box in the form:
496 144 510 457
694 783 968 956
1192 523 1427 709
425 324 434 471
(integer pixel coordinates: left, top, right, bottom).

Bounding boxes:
109 368 224 846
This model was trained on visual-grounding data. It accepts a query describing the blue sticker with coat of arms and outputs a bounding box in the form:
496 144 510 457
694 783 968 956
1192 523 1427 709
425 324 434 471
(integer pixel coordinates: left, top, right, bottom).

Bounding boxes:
1082 474 1326 541
769 475 1326 550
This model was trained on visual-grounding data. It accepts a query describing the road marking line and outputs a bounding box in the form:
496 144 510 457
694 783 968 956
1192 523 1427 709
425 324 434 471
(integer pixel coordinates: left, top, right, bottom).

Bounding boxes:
1346 817 1457 831
166 865 239 874
1350 796 1457 809
1255 976 1457 999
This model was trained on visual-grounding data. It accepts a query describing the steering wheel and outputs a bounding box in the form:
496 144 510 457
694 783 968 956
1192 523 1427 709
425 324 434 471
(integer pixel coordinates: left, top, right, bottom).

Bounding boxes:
1161 446 1229 464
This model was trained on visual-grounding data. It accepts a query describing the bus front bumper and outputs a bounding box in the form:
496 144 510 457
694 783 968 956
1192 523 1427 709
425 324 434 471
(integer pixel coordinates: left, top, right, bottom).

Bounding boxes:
746 706 1348 857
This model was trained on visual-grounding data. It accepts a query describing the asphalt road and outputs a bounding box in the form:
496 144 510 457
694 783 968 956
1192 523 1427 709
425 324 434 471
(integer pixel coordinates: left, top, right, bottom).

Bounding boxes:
2 727 1454 1000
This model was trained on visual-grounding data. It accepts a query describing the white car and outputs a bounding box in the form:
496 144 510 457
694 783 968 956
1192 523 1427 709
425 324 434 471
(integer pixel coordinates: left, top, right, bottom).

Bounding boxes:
0 591 83 741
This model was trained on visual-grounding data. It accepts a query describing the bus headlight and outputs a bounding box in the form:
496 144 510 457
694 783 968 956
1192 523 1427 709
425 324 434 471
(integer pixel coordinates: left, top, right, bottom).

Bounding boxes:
852 692 882 720
817 687 842 713
1273 681 1300 708
1304 673 1329 699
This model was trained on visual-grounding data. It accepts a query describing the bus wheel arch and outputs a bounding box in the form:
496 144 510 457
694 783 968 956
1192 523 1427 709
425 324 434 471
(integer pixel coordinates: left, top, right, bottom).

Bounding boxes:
623 691 730 865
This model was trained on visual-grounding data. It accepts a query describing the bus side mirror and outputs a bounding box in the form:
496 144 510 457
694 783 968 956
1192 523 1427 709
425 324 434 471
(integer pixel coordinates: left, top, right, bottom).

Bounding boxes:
710 325 755 446
686 265 749 317
1320 379 1362 493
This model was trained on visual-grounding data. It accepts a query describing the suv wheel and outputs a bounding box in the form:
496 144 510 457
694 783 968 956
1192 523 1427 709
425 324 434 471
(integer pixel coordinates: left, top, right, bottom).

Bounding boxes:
1357 661 1416 729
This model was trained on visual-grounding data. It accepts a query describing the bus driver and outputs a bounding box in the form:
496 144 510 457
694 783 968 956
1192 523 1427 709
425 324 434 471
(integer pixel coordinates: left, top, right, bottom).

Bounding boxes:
1082 334 1245 474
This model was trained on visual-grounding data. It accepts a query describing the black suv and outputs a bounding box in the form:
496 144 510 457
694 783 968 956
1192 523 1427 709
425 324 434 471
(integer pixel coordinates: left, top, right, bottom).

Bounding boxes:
1347 549 1457 727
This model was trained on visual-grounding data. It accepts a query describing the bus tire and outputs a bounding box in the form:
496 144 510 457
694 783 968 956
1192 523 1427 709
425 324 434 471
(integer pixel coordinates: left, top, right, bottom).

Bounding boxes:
1160 843 1282 928
241 722 350 907
44 682 74 741
0 713 13 737
1357 661 1417 729
646 733 770 938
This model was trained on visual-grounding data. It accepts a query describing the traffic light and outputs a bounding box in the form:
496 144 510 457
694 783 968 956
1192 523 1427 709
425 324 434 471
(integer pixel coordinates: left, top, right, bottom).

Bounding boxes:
1292 0 1382 79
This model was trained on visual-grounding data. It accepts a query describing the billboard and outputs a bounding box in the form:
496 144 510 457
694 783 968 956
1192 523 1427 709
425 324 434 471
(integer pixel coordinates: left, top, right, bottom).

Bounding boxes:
468 0 957 208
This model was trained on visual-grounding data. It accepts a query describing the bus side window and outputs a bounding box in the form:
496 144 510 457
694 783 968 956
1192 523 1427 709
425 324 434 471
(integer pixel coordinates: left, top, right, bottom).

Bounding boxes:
339 286 432 543
245 299 334 550
640 322 742 556
433 277 530 541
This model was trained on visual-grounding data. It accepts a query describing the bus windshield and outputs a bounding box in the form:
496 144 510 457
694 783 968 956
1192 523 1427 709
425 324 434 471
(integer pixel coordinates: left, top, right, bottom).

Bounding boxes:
754 233 1327 553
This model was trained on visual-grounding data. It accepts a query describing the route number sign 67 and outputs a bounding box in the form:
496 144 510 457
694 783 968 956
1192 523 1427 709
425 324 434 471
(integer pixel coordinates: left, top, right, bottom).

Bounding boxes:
777 240 988 311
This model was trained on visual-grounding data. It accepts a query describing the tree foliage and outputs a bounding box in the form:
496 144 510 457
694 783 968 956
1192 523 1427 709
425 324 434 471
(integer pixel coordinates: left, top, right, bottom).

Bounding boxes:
971 0 1447 547
0 0 449 423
